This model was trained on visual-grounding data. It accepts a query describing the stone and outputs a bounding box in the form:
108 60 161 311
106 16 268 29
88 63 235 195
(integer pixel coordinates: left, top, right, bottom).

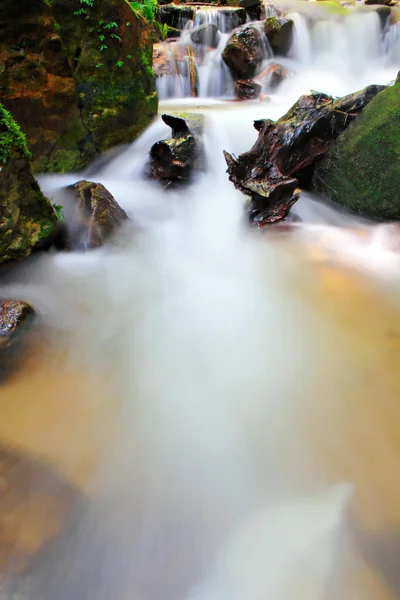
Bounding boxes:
0 104 58 264
0 444 80 586
235 79 263 100
0 0 157 173
314 81 400 220
146 112 205 187
159 4 195 28
66 181 129 249
255 63 290 89
224 85 385 225
190 23 221 48
264 16 294 55
0 300 34 381
222 24 266 79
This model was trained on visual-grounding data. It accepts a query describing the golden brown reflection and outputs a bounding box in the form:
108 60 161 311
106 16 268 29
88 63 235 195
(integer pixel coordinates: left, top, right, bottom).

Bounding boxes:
1 245 400 598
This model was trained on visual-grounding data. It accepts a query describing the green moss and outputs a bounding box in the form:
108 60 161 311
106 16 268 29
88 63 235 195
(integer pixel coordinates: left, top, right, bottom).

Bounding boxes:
314 82 400 220
0 104 31 165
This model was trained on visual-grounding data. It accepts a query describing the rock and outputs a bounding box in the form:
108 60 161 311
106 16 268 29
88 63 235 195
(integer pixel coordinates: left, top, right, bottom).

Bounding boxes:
365 0 392 5
0 0 157 173
224 85 385 225
146 113 205 187
235 79 263 100
0 301 33 347
190 23 221 48
66 181 129 249
313 82 400 220
255 63 290 89
264 16 294 55
374 5 392 27
222 24 266 79
239 0 262 20
0 444 80 585
0 104 58 264
159 4 195 28
0 300 34 381
217 7 247 28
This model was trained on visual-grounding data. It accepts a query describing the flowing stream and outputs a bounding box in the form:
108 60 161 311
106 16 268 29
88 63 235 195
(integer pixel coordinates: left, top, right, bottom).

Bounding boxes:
2 5 400 600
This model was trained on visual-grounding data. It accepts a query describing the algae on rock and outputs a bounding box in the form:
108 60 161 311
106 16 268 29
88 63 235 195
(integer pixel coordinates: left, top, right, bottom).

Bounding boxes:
0 0 158 173
0 105 57 263
314 82 400 220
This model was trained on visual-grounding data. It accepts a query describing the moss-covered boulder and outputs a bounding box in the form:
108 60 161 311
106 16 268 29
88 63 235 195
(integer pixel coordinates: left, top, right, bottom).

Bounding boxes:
66 181 129 249
0 0 157 174
222 24 266 79
313 82 400 220
264 17 294 56
0 105 58 263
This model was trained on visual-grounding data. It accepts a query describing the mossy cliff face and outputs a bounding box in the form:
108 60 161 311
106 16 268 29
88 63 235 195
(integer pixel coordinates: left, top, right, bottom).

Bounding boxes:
0 105 57 263
0 0 157 173
314 82 400 220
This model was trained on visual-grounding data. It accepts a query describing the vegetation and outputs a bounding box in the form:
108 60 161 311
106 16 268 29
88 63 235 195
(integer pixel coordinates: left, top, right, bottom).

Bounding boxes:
0 105 31 165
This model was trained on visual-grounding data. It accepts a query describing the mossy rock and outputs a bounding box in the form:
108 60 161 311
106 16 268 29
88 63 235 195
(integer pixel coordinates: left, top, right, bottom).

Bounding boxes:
313 82 400 220
0 0 158 173
222 24 265 79
0 104 58 263
264 17 294 56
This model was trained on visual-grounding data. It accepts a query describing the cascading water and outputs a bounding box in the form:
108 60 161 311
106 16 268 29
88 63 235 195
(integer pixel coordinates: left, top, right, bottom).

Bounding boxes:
3 3 400 600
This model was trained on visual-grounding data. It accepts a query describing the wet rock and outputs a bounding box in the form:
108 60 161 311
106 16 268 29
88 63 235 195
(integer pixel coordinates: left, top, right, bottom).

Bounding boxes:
146 113 205 187
365 0 392 5
224 85 385 225
264 16 294 55
374 5 392 27
222 24 266 79
0 444 80 585
314 82 400 220
239 0 262 21
0 0 157 173
0 104 58 264
217 6 247 28
0 300 34 381
0 301 33 347
235 79 263 100
255 63 290 89
159 4 195 28
190 23 221 48
67 181 129 249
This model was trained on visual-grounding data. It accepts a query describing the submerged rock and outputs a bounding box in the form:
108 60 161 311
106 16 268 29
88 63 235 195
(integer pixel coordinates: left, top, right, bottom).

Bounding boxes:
222 24 266 79
191 23 221 48
0 0 157 173
0 444 80 584
0 104 58 264
224 85 385 225
264 16 294 55
313 81 400 220
146 113 205 187
67 181 129 249
255 63 290 89
235 79 263 100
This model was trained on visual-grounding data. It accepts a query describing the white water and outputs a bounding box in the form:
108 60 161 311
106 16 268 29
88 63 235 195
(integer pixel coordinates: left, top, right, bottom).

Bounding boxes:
156 4 400 100
2 5 400 600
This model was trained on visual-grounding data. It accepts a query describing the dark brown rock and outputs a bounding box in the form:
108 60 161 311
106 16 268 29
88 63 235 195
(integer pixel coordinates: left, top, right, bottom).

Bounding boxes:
67 181 129 249
222 24 266 79
235 79 262 100
255 63 290 89
224 85 385 226
0 301 34 381
264 16 294 55
146 112 205 187
159 4 195 28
